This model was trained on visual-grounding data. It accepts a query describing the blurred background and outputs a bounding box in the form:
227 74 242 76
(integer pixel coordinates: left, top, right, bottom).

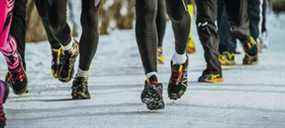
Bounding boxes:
26 0 135 42
25 0 285 42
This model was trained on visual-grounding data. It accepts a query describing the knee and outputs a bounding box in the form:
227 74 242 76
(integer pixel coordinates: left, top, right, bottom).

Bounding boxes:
136 3 157 22
47 12 67 32
146 8 157 22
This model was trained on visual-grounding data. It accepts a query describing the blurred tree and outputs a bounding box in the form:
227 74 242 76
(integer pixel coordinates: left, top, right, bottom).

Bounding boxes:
26 0 47 42
25 0 135 41
100 0 135 35
272 0 285 13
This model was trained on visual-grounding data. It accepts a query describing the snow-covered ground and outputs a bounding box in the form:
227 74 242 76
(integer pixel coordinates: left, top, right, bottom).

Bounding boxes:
1 14 285 128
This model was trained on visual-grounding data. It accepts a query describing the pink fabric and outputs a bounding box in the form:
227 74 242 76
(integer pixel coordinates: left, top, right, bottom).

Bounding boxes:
0 0 19 70
2 37 19 70
0 0 14 52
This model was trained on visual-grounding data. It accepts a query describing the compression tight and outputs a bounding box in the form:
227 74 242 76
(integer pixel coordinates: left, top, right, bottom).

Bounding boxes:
136 0 191 74
34 0 100 71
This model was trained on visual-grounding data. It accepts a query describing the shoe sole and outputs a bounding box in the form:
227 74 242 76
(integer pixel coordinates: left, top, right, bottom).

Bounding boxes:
242 55 258 65
168 93 182 100
199 78 224 84
142 97 165 110
6 75 28 96
71 92 91 100
168 84 187 100
72 96 91 100
141 88 165 110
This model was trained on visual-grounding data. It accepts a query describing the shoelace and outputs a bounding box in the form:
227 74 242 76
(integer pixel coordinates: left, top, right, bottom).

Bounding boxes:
7 55 16 65
61 52 74 74
61 44 78 69
74 78 88 88
171 65 184 85
11 68 25 82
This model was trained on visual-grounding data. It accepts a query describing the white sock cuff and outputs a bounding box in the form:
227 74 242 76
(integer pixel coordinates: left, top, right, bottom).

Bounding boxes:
146 72 158 80
76 68 89 77
172 52 187 64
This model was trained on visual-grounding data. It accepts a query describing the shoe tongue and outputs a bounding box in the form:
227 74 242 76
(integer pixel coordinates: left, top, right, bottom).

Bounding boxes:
148 75 158 84
172 64 184 73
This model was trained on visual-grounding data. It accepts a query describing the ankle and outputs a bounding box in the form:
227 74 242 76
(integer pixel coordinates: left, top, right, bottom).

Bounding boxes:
76 68 89 78
172 52 187 64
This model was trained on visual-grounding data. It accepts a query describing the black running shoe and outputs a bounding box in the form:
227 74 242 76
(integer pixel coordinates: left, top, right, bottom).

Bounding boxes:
168 57 189 100
5 56 28 95
51 48 63 79
71 76 91 100
242 36 258 65
141 75 165 110
243 54 258 65
58 40 79 82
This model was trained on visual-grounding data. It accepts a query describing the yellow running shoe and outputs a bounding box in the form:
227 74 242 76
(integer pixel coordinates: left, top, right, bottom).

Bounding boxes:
242 36 258 65
198 72 224 83
218 52 236 66
157 47 166 64
51 48 63 79
186 34 196 54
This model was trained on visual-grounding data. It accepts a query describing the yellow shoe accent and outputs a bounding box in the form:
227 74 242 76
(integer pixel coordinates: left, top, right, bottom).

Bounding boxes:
158 55 166 64
218 55 227 65
51 48 63 79
187 3 195 16
205 78 224 83
199 73 224 83
218 52 235 66
187 35 196 54
157 47 166 64
247 36 256 49
204 75 224 83
243 36 258 59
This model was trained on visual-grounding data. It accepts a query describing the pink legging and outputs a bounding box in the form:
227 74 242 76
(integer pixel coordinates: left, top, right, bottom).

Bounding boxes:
0 0 16 54
0 0 20 70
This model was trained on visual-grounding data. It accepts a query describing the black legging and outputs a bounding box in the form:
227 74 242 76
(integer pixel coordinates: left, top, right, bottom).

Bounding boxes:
248 0 263 40
136 0 191 74
79 0 100 71
262 0 267 33
34 0 71 49
195 0 221 74
157 0 167 48
34 0 100 71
